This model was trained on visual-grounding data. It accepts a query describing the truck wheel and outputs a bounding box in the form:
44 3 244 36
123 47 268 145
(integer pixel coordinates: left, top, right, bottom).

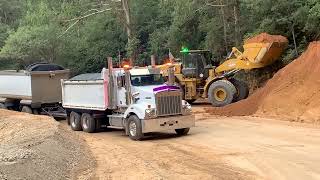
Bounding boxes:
33 109 39 115
208 80 236 107
81 113 96 133
70 112 82 131
0 103 6 109
21 106 33 114
230 78 249 102
127 115 143 141
175 128 190 136
67 116 71 125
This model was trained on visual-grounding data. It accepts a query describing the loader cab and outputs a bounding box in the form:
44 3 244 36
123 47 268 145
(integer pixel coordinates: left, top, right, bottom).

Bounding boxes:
180 50 212 79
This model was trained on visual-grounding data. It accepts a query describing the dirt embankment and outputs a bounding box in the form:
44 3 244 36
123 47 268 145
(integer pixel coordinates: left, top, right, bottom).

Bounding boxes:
208 41 320 123
0 110 94 180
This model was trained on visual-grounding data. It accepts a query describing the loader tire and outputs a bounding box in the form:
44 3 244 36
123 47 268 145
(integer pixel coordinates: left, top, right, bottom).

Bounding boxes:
186 99 196 104
208 80 237 107
177 83 185 100
230 78 249 102
127 115 143 141
81 113 96 133
177 82 196 104
70 111 82 131
21 106 33 114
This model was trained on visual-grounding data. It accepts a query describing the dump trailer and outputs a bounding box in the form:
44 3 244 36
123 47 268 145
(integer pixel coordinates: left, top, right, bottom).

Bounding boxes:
62 59 195 140
0 63 70 117
159 34 288 107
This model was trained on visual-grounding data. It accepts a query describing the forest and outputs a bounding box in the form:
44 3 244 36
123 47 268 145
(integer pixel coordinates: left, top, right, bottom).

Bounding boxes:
0 0 319 75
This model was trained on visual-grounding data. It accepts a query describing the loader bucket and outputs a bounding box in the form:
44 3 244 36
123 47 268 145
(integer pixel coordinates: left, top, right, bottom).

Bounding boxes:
243 41 288 66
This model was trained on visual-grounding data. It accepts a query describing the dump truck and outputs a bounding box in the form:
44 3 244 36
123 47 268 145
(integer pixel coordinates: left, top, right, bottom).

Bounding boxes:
159 34 288 107
61 59 195 140
0 63 70 117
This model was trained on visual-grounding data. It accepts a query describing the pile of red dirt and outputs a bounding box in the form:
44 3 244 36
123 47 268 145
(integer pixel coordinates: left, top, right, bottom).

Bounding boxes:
208 41 320 123
245 33 288 44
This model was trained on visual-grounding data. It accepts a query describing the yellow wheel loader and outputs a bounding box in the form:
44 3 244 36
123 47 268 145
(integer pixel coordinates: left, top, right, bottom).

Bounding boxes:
158 40 288 107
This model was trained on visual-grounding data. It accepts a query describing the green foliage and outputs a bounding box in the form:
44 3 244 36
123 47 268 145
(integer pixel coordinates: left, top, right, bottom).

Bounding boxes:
0 0 320 76
0 1 61 63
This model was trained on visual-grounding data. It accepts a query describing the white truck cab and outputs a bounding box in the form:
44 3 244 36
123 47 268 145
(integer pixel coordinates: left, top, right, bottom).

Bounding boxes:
62 60 195 140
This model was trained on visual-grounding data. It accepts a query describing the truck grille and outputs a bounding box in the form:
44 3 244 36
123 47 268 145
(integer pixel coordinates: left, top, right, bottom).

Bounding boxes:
155 91 182 116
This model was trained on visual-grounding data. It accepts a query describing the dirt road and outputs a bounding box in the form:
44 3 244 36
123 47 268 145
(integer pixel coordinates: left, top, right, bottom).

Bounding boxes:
72 110 320 180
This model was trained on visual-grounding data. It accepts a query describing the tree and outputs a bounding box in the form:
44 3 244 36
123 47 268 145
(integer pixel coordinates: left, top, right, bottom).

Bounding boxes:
1 0 320 74
0 1 61 63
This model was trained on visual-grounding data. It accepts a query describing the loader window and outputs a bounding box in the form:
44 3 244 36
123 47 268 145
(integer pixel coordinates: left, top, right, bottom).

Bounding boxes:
185 53 208 68
131 74 164 86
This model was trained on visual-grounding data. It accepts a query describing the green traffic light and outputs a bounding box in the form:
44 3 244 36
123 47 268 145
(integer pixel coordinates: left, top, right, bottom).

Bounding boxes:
181 47 189 53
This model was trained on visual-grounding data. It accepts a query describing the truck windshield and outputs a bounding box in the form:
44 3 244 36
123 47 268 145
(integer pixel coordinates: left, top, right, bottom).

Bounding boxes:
131 74 164 86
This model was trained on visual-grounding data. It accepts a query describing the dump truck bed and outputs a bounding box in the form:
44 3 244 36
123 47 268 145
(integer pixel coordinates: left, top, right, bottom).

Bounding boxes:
0 70 69 104
61 74 107 111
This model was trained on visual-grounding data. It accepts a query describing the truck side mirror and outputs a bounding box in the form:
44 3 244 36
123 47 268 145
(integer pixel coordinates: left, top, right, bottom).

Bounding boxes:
132 92 140 103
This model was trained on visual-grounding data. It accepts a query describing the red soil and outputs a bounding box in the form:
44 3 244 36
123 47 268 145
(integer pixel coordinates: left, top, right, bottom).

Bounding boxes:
208 41 320 123
245 33 288 44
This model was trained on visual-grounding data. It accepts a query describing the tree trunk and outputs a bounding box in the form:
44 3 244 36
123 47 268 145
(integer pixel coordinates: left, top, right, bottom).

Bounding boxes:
121 0 135 64
122 0 132 39
219 0 228 54
233 0 240 46
291 25 298 56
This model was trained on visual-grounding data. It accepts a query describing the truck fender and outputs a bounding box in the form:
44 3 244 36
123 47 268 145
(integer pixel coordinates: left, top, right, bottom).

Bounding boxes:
123 105 146 136
124 104 146 120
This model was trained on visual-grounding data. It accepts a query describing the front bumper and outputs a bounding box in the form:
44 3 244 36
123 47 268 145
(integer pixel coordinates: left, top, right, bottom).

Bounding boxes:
141 115 195 133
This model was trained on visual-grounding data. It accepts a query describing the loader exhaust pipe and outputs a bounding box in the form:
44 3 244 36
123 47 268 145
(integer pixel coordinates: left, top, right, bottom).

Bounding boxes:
107 57 113 72
151 55 156 67
168 65 175 86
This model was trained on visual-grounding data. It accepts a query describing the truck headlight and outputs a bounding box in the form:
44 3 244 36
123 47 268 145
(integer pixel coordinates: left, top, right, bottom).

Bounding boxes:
145 108 156 119
182 103 192 115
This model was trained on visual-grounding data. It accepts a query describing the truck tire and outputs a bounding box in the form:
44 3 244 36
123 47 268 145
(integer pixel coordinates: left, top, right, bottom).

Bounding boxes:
127 115 143 141
21 106 33 114
230 78 249 102
67 116 71 125
0 103 6 109
70 111 82 131
33 109 39 115
208 80 236 107
81 113 96 133
175 128 190 136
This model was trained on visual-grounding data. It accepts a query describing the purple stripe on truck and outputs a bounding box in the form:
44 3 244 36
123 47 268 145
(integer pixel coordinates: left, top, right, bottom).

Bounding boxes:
153 85 180 93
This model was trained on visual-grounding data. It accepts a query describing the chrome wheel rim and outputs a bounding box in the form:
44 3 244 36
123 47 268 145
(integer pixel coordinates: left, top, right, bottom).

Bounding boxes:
129 121 137 137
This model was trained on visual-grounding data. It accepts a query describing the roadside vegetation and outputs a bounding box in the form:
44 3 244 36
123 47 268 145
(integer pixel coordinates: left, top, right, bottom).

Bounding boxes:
0 0 319 77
